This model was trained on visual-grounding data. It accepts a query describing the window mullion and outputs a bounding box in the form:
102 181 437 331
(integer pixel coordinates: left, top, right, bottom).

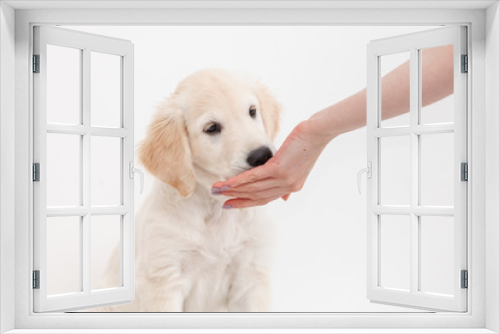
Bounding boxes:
410 47 419 295
46 124 88 135
46 206 129 217
82 48 91 295
45 124 131 137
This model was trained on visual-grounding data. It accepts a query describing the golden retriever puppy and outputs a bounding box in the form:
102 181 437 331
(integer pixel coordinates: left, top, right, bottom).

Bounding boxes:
96 69 281 312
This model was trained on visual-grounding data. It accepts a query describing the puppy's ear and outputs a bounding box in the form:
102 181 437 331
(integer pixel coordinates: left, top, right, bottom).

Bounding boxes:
255 82 281 140
138 100 196 198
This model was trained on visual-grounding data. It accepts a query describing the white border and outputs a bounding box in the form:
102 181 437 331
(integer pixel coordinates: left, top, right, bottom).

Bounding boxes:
2 1 498 10
0 2 495 333
485 2 500 333
0 2 17 334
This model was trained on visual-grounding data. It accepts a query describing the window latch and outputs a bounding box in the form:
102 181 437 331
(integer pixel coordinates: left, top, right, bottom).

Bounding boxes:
357 161 372 194
129 161 144 194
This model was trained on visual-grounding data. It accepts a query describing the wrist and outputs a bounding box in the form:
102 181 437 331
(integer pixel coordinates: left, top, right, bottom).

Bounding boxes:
300 118 337 148
306 89 367 142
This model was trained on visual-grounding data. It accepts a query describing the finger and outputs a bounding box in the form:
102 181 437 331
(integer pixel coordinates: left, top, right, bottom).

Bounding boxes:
218 177 275 194
282 193 291 201
223 198 269 209
221 187 284 201
212 180 226 189
212 163 273 189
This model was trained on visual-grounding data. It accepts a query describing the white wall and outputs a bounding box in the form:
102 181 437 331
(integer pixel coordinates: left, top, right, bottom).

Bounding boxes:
51 25 458 312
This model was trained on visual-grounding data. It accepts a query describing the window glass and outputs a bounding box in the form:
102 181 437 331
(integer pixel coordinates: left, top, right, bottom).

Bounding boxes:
91 136 121 206
380 52 410 128
420 45 454 125
91 215 121 290
46 44 81 125
91 52 122 128
420 133 454 207
46 133 81 207
380 136 411 206
47 216 81 295
380 215 411 291
420 216 455 296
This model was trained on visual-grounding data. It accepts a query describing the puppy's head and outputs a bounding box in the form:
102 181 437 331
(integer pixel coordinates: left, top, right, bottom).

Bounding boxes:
138 69 281 198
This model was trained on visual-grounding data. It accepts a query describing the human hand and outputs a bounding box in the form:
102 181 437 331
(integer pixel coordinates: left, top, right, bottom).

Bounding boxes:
211 120 331 209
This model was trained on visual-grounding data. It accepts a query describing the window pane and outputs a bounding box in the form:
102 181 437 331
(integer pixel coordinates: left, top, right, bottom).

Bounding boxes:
47 216 81 295
91 215 121 290
380 51 410 128
380 215 411 291
420 133 454 207
46 133 81 207
91 136 121 206
420 216 454 296
91 52 121 128
46 44 81 125
420 45 454 125
380 136 410 206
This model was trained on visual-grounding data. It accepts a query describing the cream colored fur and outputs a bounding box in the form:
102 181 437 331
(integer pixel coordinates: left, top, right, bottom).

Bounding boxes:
91 69 281 312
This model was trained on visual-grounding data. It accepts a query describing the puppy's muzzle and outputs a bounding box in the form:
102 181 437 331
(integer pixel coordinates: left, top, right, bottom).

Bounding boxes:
247 146 273 168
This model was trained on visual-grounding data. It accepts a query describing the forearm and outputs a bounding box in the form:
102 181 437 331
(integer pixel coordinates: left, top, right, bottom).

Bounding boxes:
306 67 409 141
303 44 453 146
306 88 368 145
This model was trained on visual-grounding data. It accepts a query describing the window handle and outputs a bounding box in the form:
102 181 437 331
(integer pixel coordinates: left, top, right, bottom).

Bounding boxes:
357 161 372 194
129 161 144 194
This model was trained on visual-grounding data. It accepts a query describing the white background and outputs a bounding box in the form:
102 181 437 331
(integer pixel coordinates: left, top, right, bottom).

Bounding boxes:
47 25 456 312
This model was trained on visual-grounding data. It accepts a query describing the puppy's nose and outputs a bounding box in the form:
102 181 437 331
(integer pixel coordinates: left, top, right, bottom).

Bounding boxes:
247 146 273 168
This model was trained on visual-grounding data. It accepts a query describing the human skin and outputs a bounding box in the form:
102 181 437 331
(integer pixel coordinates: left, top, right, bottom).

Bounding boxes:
211 45 454 208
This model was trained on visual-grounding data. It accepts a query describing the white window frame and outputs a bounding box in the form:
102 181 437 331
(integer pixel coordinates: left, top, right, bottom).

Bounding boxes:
0 1 499 333
32 26 135 312
366 26 468 312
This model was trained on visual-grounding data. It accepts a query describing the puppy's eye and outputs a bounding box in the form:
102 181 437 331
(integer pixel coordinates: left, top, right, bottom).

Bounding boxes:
249 106 257 118
204 123 222 135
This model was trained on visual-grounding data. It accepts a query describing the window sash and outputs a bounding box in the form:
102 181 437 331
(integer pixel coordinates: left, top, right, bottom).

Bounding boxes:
366 26 468 312
32 25 135 313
